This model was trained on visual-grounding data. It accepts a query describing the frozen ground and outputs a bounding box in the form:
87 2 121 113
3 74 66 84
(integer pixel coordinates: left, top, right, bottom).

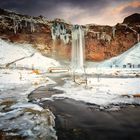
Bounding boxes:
0 69 57 139
52 76 140 110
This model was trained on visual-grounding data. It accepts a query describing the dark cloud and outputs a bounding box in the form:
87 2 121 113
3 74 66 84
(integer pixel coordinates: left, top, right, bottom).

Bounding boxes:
0 0 139 25
0 0 109 15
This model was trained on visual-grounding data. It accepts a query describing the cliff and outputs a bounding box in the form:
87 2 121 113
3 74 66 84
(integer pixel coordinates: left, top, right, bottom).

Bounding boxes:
0 8 140 61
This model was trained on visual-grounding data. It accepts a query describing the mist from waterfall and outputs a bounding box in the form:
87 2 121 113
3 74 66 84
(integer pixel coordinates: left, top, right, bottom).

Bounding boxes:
71 25 85 72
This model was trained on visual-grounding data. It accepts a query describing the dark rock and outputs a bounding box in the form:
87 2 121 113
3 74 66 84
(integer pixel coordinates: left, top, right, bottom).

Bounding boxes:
123 13 140 25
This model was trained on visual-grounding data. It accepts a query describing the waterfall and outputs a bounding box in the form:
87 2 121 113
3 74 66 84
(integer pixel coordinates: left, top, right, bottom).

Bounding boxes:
71 25 85 72
112 26 116 38
137 33 140 43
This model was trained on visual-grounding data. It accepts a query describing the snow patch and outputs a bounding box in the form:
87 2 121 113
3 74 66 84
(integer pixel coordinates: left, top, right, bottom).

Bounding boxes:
0 39 60 71
0 39 35 66
15 52 60 71
11 103 43 111
52 77 140 107
0 69 57 139
98 43 140 68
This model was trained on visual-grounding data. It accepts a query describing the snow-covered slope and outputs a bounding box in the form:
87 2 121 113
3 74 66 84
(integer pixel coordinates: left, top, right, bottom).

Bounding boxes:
0 39 35 65
0 39 60 71
98 43 140 68
15 52 60 71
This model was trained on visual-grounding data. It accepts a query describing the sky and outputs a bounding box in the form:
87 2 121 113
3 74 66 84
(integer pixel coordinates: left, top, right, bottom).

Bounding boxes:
0 0 140 25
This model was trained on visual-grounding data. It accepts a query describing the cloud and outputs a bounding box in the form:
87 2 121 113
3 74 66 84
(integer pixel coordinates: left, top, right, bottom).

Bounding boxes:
0 0 139 25
121 1 140 15
0 0 111 15
111 1 140 14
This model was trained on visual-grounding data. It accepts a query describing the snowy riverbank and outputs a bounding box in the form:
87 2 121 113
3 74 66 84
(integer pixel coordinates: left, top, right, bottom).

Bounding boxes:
52 76 140 110
0 69 57 139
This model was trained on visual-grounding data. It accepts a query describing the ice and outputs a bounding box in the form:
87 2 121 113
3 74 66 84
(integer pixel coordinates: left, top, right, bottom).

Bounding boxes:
11 14 35 34
11 103 43 111
0 107 57 139
30 19 35 32
0 69 57 139
88 31 112 43
12 15 20 34
51 22 70 44
52 77 140 107
137 33 140 42
112 26 116 38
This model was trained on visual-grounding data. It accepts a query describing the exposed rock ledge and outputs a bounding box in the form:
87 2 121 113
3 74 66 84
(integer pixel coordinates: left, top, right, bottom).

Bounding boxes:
0 8 140 61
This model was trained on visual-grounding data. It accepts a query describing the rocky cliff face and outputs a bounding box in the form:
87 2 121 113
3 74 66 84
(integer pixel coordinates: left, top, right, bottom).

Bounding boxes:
0 8 140 61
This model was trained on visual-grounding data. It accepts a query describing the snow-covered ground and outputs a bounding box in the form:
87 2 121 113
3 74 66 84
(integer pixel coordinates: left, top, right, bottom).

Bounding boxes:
85 42 140 75
0 39 35 65
0 69 57 139
0 37 140 138
66 41 140 107
0 39 60 71
0 39 60 139
52 77 140 110
76 43 140 107
86 67 140 77
98 42 140 68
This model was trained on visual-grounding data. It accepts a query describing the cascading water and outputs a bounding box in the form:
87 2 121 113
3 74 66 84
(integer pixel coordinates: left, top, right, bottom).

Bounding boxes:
51 23 85 72
71 25 85 72
137 33 140 43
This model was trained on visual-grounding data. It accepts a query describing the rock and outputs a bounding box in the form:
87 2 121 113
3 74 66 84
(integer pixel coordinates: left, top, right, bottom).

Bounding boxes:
133 94 140 98
123 13 140 26
0 9 140 61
